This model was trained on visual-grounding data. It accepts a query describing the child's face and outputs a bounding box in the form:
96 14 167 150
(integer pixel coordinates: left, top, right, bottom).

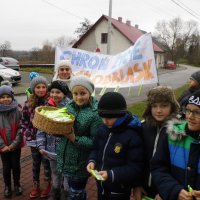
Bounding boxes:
34 83 47 97
102 118 117 128
50 88 65 104
72 86 90 106
186 104 200 131
151 102 172 122
0 94 12 105
188 79 199 89
58 66 71 80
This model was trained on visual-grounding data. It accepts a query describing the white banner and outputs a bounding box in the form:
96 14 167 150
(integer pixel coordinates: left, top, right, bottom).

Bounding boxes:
54 33 158 88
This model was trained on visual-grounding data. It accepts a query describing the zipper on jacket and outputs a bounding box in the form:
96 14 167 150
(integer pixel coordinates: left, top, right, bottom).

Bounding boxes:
100 132 112 195
148 126 164 187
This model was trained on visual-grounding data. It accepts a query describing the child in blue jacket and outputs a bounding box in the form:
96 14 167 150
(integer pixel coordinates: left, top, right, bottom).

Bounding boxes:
151 90 200 200
87 92 144 200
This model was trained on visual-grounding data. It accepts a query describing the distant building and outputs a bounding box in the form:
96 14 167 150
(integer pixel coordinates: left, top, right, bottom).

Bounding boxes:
73 15 165 68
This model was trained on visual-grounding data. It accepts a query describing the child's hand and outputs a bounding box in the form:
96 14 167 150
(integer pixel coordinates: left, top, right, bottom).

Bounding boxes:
98 170 108 181
66 128 76 142
8 145 15 151
39 149 46 156
178 189 193 200
192 190 200 199
1 146 10 152
133 187 146 200
155 194 163 200
86 162 95 173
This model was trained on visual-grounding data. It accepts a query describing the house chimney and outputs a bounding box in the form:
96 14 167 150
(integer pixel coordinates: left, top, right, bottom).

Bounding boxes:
135 24 139 29
118 17 122 22
126 20 131 26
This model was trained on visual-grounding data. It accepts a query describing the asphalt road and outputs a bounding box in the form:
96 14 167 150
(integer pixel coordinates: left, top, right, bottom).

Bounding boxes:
16 65 199 106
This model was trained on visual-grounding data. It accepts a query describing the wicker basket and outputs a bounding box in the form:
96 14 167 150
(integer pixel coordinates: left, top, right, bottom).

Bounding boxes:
32 106 75 135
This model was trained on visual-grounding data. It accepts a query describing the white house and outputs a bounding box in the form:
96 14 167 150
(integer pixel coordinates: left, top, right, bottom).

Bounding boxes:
73 15 165 68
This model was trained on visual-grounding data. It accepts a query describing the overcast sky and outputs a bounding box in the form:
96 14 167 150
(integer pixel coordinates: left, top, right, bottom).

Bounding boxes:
1 0 200 51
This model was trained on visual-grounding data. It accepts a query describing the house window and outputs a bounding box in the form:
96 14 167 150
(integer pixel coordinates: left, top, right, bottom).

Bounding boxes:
101 33 108 44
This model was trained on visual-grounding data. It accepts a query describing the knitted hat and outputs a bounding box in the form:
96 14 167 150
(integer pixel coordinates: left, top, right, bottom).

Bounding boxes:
190 71 200 85
0 85 14 99
48 80 70 95
57 59 72 69
69 76 94 94
29 72 40 81
98 92 127 118
30 76 48 93
187 90 200 107
1 80 12 87
143 86 179 120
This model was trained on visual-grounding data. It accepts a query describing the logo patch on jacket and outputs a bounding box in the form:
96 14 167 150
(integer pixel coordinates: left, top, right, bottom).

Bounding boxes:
114 143 122 153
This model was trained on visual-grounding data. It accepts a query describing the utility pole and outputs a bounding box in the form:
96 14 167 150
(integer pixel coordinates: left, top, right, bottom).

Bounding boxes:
107 0 112 55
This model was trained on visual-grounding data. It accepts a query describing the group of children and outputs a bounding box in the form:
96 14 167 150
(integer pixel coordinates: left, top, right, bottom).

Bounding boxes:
0 61 200 200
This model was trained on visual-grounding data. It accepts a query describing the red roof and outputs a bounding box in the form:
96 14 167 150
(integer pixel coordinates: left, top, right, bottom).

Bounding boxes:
73 15 164 53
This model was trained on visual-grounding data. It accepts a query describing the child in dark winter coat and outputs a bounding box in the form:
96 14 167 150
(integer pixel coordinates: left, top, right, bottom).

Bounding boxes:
133 86 180 200
20 76 52 198
178 70 200 118
151 90 200 200
87 92 145 200
56 76 102 200
36 80 71 200
0 85 24 198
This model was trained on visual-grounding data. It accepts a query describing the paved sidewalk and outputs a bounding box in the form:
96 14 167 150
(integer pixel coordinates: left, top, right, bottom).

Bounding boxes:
0 145 136 200
0 146 98 200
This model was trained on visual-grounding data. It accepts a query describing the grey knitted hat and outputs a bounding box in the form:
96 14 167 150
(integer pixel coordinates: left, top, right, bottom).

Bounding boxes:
30 76 48 93
0 85 14 99
190 71 200 85
69 76 94 94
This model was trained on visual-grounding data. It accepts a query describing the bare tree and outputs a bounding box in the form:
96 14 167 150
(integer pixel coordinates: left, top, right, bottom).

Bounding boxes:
154 17 198 62
187 34 200 65
30 47 40 62
0 41 11 56
54 35 75 48
74 18 93 38
40 40 55 63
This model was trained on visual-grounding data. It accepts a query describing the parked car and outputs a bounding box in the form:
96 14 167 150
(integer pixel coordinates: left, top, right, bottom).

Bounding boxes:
0 64 21 85
165 61 176 69
0 57 20 71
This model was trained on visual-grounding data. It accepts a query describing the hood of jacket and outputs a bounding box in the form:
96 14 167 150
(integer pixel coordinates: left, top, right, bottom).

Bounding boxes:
166 119 187 141
110 112 141 133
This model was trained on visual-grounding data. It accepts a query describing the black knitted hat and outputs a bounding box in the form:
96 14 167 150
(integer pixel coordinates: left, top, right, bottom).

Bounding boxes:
98 92 127 118
187 89 200 107
49 80 70 95
190 71 200 85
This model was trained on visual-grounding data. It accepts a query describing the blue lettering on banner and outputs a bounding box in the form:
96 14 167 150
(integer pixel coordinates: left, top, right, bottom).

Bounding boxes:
98 57 110 70
79 53 90 68
132 42 143 60
60 50 72 60
71 52 82 67
88 56 99 69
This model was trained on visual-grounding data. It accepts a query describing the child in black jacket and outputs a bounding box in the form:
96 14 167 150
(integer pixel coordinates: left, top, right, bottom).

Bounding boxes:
178 70 200 119
87 92 144 200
